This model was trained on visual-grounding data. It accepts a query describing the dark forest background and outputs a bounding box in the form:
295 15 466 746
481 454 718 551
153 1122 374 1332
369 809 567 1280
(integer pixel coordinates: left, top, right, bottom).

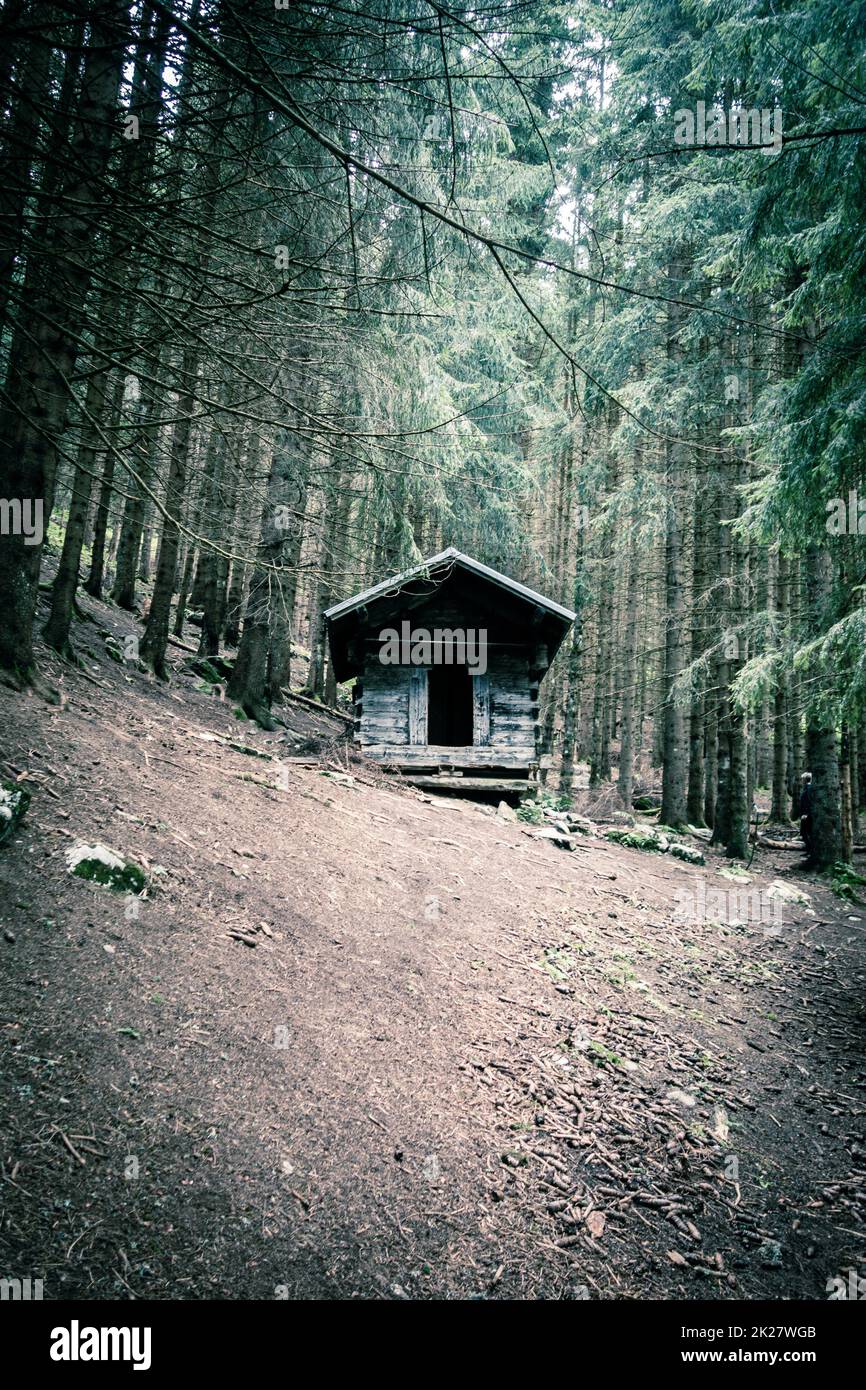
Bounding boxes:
1 0 865 867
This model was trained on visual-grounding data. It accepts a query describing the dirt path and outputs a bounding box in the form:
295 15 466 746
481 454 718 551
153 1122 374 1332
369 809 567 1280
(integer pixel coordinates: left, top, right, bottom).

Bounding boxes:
1 602 864 1300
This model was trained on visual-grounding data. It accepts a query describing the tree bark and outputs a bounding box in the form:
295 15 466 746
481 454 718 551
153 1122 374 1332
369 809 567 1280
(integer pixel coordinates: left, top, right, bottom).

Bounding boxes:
770 550 790 821
139 348 198 678
0 2 128 687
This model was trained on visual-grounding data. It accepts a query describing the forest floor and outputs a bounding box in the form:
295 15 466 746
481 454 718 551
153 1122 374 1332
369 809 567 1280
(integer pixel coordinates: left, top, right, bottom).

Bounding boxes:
1 589 864 1301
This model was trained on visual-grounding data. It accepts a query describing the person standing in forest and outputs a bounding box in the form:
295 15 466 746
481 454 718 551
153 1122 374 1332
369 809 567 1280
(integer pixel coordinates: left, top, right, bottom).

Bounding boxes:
799 772 815 865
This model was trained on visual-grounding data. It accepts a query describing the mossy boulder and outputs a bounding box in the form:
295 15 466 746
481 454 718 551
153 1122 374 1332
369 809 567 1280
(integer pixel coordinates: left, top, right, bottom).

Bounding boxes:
0 778 30 846
65 842 147 894
195 659 222 685
604 825 705 865
190 655 234 685
604 827 663 852
669 842 706 866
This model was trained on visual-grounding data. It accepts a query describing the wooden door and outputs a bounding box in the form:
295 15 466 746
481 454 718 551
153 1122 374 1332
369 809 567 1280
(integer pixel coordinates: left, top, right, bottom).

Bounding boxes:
409 667 427 744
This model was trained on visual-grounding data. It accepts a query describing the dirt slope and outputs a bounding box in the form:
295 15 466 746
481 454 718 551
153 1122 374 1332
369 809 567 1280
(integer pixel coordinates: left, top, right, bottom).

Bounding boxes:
1 601 864 1300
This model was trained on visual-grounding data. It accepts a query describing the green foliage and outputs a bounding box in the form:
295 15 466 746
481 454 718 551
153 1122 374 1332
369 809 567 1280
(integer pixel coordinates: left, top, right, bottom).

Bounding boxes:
0 778 30 846
605 825 704 865
828 862 866 905
196 660 223 686
588 1040 625 1069
541 947 575 982
517 792 571 824
604 827 664 852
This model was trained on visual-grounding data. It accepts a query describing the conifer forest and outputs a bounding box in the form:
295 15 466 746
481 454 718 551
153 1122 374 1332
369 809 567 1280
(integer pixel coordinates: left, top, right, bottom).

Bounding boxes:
1 0 865 1332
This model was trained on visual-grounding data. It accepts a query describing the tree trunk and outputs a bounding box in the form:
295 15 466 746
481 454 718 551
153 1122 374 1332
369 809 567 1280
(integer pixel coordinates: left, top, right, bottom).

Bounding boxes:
84 371 126 600
660 444 687 826
0 2 128 688
802 547 842 868
43 354 117 656
617 532 639 809
228 435 289 728
139 348 199 677
686 481 706 824
840 725 854 865
770 550 789 821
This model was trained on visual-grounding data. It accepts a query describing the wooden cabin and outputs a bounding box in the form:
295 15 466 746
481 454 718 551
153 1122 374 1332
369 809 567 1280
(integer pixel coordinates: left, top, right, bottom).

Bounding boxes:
325 548 575 790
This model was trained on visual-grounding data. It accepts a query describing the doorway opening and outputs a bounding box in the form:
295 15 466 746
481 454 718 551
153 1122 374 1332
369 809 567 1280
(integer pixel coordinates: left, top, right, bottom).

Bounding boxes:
427 665 474 746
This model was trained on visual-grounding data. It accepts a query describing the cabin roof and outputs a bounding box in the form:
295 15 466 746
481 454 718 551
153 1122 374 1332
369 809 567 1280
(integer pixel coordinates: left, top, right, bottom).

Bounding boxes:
325 547 576 624
325 547 575 683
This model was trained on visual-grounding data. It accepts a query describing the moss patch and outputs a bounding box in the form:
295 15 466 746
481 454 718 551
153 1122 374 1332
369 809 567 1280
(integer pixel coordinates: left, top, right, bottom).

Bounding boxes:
828 862 866 904
670 842 705 866
0 778 31 846
604 825 705 865
604 827 663 852
65 842 147 894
